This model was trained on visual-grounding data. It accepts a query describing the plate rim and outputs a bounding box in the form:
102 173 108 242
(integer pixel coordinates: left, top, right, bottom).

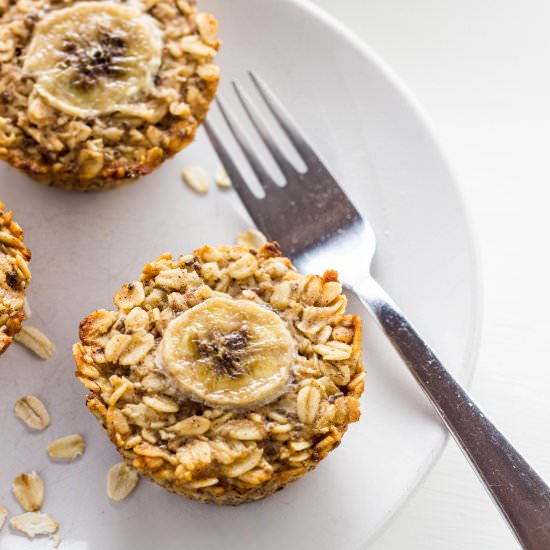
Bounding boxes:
284 0 484 546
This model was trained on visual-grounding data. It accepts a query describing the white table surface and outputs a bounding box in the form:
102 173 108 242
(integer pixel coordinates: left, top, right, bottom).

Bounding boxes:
310 1 550 548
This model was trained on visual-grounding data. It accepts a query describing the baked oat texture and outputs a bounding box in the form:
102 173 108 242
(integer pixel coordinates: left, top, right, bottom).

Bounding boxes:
0 201 30 353
73 243 365 504
0 0 219 191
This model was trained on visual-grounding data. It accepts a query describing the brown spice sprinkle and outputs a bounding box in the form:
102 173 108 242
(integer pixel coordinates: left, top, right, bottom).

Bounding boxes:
73 242 365 505
0 201 31 353
195 326 250 379
61 29 129 91
0 0 220 191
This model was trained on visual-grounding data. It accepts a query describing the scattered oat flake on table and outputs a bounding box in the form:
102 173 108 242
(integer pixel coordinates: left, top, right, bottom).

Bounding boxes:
14 395 50 431
47 434 85 461
12 470 44 512
182 165 210 194
0 506 8 531
14 325 55 359
215 164 232 189
51 534 62 548
237 228 267 250
10 512 59 539
107 463 139 501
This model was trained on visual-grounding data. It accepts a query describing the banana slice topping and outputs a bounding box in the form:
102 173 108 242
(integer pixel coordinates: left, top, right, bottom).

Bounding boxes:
159 296 294 409
23 1 162 118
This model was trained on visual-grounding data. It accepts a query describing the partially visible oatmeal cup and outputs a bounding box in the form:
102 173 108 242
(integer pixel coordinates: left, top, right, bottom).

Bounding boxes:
0 202 31 353
0 0 219 191
73 242 364 504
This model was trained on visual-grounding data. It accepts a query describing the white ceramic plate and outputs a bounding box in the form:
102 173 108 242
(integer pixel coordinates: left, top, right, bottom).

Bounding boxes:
0 1 481 548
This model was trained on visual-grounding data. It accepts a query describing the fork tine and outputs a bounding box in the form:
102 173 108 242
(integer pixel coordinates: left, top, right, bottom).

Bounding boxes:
203 120 260 214
215 96 278 193
231 81 297 181
249 71 325 170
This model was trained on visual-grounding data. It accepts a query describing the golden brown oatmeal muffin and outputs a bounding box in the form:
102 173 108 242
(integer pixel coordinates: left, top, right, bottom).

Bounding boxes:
0 0 219 191
0 201 30 353
73 243 364 504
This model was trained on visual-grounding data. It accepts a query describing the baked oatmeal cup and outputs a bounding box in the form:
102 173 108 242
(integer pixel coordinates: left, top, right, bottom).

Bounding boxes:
0 201 30 353
73 242 364 504
0 0 219 191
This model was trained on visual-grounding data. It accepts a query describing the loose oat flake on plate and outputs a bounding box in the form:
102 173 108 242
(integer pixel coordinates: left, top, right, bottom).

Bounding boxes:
47 434 86 461
12 470 45 512
14 395 50 431
10 512 59 539
0 506 7 531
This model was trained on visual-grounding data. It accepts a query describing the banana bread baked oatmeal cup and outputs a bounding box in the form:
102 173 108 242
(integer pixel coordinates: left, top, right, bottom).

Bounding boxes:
0 201 30 354
73 243 364 504
0 0 219 191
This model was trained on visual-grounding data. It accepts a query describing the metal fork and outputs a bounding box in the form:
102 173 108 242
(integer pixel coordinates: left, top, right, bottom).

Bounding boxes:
205 72 550 549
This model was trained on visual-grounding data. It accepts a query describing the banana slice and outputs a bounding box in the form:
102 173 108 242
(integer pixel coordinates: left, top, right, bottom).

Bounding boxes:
159 296 294 409
23 1 162 118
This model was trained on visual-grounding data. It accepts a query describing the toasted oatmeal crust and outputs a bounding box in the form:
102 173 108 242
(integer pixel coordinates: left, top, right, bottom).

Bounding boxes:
0 201 30 353
0 0 219 191
73 243 364 504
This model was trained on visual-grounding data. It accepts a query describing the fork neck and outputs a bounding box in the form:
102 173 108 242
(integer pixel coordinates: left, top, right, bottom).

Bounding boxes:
292 220 375 285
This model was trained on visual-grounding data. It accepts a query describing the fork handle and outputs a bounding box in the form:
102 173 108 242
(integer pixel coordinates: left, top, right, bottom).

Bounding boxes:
354 275 550 549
